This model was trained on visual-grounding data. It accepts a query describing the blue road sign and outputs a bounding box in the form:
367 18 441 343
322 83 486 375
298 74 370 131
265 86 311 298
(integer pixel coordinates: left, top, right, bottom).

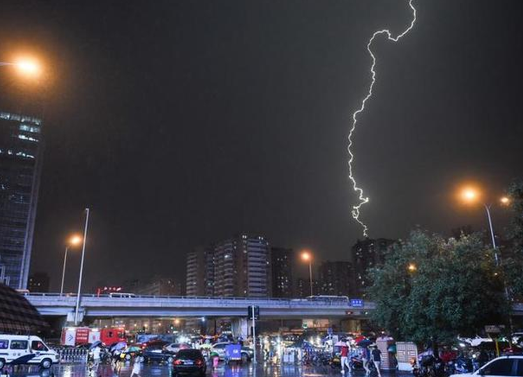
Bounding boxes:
350 299 364 307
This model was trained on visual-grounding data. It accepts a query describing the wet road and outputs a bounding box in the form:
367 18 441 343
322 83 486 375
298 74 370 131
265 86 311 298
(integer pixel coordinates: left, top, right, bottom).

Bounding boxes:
0 363 409 377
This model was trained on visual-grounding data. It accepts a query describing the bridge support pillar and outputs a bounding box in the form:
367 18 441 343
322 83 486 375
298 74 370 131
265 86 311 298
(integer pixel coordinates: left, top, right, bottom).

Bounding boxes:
231 318 248 339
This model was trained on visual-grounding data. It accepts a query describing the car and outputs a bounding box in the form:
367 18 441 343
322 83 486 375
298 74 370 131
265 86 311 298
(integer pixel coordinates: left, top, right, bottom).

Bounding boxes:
172 349 206 377
166 343 192 354
449 355 523 377
142 345 174 364
210 342 252 363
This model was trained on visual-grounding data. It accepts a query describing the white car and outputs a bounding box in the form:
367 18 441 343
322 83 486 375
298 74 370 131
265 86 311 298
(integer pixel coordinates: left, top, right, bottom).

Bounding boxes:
0 335 59 370
165 343 181 354
450 356 523 377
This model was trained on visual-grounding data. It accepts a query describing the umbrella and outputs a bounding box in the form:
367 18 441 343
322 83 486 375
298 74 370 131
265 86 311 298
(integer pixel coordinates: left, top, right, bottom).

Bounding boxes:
357 339 373 347
0 283 48 333
354 335 366 343
111 341 127 351
90 341 103 349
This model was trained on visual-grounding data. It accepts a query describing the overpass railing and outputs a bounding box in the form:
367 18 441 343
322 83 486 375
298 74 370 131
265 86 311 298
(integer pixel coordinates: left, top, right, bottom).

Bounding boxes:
23 293 367 306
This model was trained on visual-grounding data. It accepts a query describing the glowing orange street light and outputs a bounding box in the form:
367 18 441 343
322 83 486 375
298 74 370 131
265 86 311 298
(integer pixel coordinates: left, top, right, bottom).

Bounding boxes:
457 184 508 266
0 58 42 78
460 187 480 203
60 234 83 296
301 251 311 262
69 235 82 246
14 58 41 77
301 250 314 297
407 263 417 272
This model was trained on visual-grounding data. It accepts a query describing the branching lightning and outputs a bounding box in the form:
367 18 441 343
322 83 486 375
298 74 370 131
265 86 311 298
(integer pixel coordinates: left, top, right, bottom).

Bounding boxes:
348 0 417 236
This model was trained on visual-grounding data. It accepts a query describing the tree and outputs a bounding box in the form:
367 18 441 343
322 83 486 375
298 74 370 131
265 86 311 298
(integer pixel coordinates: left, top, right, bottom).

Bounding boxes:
504 180 523 299
367 230 509 346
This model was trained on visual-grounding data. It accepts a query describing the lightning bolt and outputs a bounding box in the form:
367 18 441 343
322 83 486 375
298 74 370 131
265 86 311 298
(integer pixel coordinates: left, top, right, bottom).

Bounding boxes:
348 0 417 236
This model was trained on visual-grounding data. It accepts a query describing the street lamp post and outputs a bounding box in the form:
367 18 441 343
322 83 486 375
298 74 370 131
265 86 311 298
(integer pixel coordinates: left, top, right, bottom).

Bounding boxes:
483 204 499 265
60 246 70 296
74 208 90 325
301 251 314 296
460 188 509 266
60 235 82 296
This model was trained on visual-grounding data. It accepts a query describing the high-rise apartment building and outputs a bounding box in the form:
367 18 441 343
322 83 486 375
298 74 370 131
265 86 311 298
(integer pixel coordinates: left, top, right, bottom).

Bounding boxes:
28 272 50 293
318 261 352 297
271 247 294 298
214 235 271 297
295 277 319 298
135 276 182 296
351 238 395 297
0 112 43 289
186 246 214 296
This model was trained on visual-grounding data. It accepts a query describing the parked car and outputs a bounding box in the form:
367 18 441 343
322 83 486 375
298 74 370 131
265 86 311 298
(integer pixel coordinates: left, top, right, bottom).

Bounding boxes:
210 342 252 362
165 343 181 354
142 340 168 349
142 345 174 364
449 355 523 377
0 335 59 370
165 343 191 354
172 349 206 377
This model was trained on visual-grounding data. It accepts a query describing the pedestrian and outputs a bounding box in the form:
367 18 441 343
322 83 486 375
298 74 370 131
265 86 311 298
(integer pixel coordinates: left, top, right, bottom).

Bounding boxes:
90 345 101 377
130 359 141 377
340 341 351 374
210 351 219 369
361 345 371 376
371 345 382 377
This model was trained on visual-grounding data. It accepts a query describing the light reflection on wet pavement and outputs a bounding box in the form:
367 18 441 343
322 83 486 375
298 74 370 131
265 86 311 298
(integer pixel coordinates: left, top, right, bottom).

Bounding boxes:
1 362 406 377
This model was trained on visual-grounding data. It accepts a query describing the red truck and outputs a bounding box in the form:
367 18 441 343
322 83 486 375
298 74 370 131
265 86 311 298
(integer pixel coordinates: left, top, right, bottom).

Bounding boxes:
61 327 126 346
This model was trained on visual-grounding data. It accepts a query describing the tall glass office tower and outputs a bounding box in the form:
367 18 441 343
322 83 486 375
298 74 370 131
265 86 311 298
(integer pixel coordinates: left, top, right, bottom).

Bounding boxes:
0 111 43 289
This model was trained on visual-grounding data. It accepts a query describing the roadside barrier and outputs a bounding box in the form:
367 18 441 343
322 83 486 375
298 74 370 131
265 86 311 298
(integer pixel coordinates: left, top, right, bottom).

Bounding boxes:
52 348 89 364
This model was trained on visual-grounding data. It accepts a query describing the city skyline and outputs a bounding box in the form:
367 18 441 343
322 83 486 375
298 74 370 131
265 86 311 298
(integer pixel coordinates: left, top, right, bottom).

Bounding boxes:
0 0 521 290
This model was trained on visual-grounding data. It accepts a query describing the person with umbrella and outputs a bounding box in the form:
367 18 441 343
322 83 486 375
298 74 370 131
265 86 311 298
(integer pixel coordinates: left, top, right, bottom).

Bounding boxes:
88 342 102 377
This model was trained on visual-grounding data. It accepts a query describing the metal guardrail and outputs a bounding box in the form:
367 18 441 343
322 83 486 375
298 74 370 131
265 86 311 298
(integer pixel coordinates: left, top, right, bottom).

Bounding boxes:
52 347 88 364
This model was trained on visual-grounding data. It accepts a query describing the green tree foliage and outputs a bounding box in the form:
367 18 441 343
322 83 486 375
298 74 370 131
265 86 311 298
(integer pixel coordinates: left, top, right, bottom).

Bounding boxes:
368 230 508 344
504 181 523 298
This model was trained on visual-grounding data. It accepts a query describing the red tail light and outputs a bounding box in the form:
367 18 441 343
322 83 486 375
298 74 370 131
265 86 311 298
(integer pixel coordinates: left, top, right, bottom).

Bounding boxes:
195 359 203 366
174 360 183 365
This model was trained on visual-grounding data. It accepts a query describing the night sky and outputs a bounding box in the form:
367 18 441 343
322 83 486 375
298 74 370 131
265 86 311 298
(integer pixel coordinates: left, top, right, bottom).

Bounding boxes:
1 0 522 290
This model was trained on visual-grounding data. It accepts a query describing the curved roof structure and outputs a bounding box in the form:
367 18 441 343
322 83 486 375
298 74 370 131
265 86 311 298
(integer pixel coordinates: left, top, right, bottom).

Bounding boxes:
0 283 48 333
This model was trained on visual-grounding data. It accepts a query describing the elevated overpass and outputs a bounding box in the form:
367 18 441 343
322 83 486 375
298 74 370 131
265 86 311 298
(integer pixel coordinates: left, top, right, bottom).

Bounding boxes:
25 293 374 320
25 294 523 322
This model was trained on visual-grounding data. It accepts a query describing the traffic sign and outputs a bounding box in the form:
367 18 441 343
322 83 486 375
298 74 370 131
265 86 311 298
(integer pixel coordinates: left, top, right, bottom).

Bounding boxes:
350 299 364 307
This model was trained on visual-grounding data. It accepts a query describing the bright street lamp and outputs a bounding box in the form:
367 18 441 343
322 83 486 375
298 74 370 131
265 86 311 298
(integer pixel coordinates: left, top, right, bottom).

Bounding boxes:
0 58 42 78
60 234 83 296
301 250 314 297
459 186 507 265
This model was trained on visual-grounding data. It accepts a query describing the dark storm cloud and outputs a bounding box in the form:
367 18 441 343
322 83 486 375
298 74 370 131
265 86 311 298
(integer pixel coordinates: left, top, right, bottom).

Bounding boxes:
0 0 521 289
